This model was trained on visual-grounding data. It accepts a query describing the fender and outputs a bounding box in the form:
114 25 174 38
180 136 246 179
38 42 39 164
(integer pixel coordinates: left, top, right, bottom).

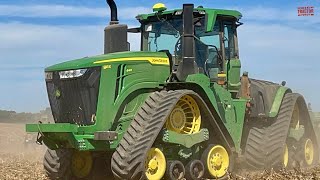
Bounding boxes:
166 74 248 152
269 86 292 117
249 79 291 118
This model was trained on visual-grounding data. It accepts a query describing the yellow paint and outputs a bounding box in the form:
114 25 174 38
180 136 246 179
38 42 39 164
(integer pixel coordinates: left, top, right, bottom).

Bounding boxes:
206 145 229 178
71 151 93 178
304 138 314 165
218 73 227 78
94 57 170 65
153 3 167 11
283 144 288 168
166 95 201 134
145 148 166 180
103 65 112 69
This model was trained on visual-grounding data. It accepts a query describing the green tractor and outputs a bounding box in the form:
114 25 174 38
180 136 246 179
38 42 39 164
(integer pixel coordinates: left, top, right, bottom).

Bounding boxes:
26 1 320 179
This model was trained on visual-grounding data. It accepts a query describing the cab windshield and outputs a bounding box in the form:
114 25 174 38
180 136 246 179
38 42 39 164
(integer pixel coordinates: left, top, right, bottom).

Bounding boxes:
142 18 182 53
142 18 221 54
141 16 236 78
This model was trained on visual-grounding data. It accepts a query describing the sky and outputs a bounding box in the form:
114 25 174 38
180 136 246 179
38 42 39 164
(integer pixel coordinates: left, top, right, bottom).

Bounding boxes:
0 0 319 112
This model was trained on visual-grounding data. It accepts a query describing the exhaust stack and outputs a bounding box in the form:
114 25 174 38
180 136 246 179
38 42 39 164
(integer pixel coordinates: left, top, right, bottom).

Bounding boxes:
104 0 128 54
107 0 119 24
176 4 198 81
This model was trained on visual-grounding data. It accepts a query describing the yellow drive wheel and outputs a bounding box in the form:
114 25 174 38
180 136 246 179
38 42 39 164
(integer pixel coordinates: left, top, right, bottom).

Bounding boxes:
71 151 93 178
202 145 230 178
166 95 201 134
144 148 166 180
304 138 314 166
283 144 289 168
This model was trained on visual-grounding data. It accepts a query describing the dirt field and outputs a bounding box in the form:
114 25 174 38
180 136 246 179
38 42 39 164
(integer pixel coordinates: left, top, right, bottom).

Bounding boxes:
0 122 320 180
0 123 47 180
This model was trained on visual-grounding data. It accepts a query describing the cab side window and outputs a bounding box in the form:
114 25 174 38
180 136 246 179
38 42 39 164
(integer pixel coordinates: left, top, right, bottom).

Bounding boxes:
194 19 223 80
223 21 236 60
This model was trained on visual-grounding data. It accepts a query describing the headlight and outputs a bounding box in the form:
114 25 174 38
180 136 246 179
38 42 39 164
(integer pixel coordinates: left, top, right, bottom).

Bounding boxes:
59 69 87 79
174 10 183 15
198 10 206 15
45 72 53 80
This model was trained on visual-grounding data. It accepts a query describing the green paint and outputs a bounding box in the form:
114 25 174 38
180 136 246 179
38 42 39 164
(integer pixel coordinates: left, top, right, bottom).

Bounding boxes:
162 129 209 148
231 99 247 149
26 123 78 133
41 132 109 151
27 54 170 151
269 86 290 117
55 89 61 98
137 8 242 33
205 10 217 32
25 4 310 161
45 51 168 71
26 5 246 154
227 59 241 92
186 74 247 152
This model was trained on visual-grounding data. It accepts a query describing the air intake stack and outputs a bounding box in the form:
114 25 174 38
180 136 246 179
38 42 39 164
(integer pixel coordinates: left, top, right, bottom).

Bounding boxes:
176 4 198 81
104 0 128 54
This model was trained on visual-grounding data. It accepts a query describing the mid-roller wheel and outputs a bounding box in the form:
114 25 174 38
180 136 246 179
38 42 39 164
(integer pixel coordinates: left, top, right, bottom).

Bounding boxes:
185 159 205 180
165 160 185 180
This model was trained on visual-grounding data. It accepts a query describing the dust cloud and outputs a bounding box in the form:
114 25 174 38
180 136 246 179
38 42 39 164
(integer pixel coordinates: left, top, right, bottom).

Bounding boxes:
0 123 47 180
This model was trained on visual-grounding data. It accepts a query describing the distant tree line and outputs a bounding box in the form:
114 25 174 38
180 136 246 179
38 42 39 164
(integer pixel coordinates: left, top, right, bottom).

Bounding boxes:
0 108 53 123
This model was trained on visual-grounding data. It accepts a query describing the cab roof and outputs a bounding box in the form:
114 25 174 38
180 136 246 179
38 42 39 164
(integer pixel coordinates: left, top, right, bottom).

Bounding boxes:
136 7 242 32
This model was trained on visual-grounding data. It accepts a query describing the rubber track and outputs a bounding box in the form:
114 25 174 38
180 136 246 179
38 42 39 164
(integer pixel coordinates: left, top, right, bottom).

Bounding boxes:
245 93 299 169
43 149 72 179
111 90 193 180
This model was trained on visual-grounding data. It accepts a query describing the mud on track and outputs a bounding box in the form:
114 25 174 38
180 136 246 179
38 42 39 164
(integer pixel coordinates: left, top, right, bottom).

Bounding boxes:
1 122 320 180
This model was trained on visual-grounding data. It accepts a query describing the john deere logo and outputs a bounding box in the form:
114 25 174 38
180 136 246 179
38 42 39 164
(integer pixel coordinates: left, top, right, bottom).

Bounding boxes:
55 90 61 98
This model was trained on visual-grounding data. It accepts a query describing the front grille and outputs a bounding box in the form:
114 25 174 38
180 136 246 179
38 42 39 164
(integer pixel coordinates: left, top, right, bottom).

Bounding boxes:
46 67 101 125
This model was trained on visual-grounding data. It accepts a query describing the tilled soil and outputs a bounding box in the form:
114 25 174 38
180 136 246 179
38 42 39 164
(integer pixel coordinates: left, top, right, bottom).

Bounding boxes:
1 123 320 180
232 168 320 180
0 153 47 180
0 123 48 180
1 152 320 180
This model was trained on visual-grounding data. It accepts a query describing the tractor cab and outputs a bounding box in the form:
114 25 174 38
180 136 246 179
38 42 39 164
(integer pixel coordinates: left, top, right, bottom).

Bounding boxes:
132 3 242 83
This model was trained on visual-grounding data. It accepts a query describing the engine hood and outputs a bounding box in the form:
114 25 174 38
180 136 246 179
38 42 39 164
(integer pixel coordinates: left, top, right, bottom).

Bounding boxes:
45 51 169 72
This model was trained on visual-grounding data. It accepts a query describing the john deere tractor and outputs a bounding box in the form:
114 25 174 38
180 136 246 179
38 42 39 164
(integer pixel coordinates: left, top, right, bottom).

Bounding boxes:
26 1 320 179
